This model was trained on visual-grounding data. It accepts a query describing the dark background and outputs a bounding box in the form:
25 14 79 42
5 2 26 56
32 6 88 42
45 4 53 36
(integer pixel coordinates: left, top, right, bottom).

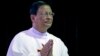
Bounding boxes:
1 0 80 56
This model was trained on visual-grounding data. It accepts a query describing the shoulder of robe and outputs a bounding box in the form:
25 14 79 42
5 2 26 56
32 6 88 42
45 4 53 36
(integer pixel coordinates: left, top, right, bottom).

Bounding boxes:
11 30 27 43
47 33 63 43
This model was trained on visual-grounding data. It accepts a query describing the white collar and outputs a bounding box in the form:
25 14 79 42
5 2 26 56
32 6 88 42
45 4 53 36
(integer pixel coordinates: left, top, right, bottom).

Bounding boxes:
31 27 47 36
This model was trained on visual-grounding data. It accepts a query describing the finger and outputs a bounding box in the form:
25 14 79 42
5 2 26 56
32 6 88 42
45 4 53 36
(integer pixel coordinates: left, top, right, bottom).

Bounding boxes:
47 46 53 56
45 39 53 46
41 39 53 52
42 42 53 53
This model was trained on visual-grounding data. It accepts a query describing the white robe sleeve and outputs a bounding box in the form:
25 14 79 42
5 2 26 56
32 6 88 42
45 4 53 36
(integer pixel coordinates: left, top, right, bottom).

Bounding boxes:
61 43 69 56
6 33 40 56
59 39 69 56
7 35 23 56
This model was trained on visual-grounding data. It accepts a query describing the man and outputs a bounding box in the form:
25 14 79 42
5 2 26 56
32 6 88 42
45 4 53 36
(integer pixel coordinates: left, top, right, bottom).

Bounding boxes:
7 1 69 56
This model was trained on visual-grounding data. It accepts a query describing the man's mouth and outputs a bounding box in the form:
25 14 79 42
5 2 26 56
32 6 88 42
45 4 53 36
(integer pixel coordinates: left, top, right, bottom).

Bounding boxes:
44 21 51 24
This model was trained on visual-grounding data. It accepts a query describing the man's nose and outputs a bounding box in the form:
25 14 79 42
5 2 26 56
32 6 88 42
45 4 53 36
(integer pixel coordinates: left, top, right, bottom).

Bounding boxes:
46 15 52 20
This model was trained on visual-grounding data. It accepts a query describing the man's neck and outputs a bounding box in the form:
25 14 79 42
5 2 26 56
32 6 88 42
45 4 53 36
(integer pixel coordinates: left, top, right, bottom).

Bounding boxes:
32 24 48 33
32 26 47 33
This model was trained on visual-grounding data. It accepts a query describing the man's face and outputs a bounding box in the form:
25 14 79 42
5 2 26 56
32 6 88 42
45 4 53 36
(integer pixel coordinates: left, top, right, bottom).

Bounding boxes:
32 5 54 30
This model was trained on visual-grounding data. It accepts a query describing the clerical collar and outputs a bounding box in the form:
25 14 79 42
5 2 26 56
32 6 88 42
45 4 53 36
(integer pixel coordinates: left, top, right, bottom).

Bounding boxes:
31 27 47 36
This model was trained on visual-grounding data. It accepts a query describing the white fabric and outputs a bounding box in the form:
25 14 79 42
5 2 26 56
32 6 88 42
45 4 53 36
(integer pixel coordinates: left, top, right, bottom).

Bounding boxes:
7 27 69 56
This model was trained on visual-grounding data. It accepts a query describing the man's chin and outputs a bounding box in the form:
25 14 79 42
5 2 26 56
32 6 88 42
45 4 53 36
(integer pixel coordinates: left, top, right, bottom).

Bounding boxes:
44 24 52 29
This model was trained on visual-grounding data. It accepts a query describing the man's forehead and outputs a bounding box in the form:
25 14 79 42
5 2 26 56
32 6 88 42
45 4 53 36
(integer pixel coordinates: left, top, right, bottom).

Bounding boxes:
37 5 52 12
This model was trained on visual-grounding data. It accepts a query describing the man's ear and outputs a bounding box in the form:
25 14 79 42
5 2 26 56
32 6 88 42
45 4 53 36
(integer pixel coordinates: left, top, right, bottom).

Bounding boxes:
30 14 36 22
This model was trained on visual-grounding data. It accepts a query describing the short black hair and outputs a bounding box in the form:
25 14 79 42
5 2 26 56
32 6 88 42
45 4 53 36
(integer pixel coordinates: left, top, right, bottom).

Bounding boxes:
30 1 49 15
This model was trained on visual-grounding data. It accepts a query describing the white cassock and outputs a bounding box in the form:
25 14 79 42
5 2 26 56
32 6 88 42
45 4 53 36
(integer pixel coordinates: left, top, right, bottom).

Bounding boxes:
7 27 69 56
